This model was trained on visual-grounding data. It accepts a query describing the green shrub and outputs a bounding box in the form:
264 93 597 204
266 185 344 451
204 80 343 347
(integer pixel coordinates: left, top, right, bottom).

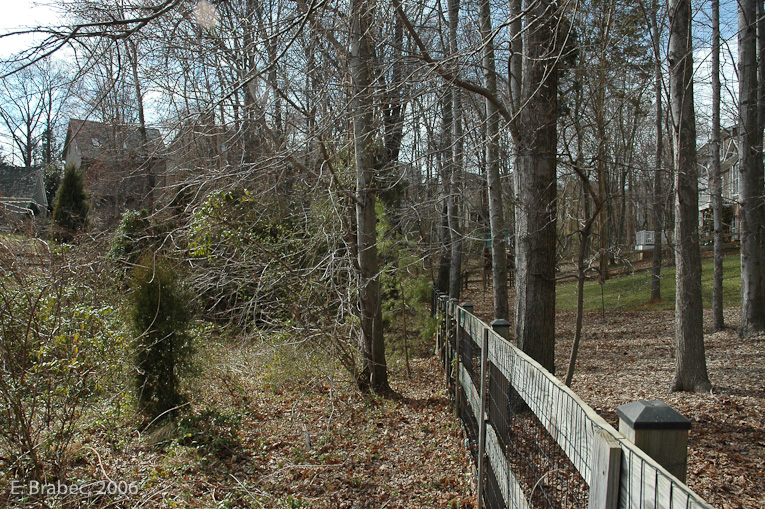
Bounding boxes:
130 253 194 420
52 164 89 241
377 204 436 358
0 251 127 481
109 209 152 265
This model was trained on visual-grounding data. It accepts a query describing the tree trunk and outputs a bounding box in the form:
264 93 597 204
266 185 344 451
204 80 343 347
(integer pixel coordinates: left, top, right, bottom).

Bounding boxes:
711 0 724 330
596 86 610 282
478 0 508 320
669 0 711 392
739 0 765 337
650 0 664 302
350 0 389 392
512 0 559 373
437 91 452 295
447 0 463 300
565 167 601 387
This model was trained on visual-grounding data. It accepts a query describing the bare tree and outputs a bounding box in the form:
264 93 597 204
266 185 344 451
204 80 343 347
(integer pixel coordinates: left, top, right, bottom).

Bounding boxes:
0 64 46 167
509 0 562 372
478 0 508 320
711 0 724 330
650 0 665 303
738 0 765 337
447 0 463 300
350 0 389 392
668 0 711 392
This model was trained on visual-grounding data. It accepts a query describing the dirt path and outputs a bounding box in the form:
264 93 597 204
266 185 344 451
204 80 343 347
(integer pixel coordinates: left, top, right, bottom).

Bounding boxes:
55 353 476 508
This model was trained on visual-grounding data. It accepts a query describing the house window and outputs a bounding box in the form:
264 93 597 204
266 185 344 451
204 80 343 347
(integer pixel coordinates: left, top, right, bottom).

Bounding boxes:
731 167 739 196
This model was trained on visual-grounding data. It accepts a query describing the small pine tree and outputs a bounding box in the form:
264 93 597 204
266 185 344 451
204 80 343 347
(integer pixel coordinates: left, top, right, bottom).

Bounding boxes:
130 252 193 420
53 164 89 240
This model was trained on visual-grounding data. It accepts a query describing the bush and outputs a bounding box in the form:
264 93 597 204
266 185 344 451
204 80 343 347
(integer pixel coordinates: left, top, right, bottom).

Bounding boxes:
52 164 89 241
130 253 194 420
0 247 126 481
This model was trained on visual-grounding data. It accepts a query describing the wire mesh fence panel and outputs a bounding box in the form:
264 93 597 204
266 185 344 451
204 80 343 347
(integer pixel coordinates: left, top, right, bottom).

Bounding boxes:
460 318 481 388
487 329 600 482
484 351 588 508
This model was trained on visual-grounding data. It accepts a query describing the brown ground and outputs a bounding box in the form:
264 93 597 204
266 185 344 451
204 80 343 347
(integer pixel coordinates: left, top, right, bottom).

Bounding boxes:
23 349 476 508
462 283 765 509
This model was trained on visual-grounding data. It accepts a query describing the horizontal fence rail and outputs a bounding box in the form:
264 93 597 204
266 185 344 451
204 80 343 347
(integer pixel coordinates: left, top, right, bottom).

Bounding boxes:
434 290 713 509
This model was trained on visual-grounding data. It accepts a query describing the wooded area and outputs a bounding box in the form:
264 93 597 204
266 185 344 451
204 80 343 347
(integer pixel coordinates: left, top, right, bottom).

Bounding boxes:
0 0 763 506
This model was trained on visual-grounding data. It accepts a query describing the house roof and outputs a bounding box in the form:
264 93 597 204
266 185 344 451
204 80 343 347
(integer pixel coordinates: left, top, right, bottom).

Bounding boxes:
63 119 165 162
0 164 48 210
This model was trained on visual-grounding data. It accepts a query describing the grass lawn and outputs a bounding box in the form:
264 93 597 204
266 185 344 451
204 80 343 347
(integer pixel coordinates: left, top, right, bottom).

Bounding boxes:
556 253 741 312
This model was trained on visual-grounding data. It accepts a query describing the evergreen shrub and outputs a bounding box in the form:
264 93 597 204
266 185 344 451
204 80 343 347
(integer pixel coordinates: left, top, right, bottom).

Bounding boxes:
130 252 194 420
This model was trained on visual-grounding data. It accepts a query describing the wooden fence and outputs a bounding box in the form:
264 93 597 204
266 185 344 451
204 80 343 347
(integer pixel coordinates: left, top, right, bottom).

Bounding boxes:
433 290 714 509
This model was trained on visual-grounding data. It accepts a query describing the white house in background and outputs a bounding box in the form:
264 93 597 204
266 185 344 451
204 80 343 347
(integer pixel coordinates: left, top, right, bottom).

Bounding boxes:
696 127 740 238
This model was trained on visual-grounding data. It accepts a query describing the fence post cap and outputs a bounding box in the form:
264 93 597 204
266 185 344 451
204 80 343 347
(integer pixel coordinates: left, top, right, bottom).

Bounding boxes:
616 400 691 430
460 301 474 308
490 318 511 328
450 297 458 303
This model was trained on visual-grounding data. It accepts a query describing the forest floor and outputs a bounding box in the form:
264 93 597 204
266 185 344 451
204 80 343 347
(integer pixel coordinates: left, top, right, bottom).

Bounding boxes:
42 343 477 509
462 282 765 509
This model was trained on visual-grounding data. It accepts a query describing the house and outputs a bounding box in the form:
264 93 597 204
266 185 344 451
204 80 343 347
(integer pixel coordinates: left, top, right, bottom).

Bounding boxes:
62 119 166 229
0 164 48 221
697 127 740 239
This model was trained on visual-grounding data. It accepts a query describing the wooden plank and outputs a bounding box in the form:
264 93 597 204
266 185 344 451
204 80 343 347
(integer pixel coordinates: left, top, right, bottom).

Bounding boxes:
460 364 481 423
589 429 621 509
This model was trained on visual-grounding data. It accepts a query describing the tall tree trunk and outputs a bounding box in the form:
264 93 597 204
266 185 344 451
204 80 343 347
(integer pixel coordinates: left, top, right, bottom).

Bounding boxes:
596 87 610 281
447 0 463 299
650 0 664 302
436 204 451 293
739 0 765 337
711 0 724 331
511 0 559 373
350 0 389 392
478 0 508 320
669 0 711 392
436 91 452 295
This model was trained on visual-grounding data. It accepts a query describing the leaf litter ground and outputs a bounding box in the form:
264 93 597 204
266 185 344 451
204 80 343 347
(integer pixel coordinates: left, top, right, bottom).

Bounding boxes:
46 345 476 508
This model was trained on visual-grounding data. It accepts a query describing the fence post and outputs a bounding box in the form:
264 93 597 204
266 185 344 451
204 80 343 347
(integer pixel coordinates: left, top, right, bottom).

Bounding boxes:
616 400 692 482
449 298 458 397
438 294 448 363
476 326 489 509
434 292 442 351
490 318 511 341
589 428 621 509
